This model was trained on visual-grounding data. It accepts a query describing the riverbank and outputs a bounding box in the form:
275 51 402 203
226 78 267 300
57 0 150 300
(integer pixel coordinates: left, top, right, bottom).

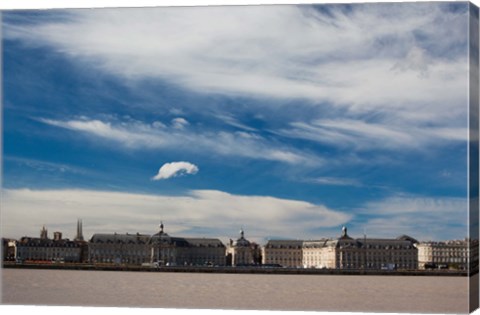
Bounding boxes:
2 261 471 276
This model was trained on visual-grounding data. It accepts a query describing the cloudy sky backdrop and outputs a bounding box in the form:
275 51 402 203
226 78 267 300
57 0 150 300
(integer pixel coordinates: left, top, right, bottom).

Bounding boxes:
2 2 474 243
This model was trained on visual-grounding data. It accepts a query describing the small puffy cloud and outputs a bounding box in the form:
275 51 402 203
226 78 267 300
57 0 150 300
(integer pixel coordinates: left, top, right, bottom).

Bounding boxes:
171 117 189 129
152 161 199 180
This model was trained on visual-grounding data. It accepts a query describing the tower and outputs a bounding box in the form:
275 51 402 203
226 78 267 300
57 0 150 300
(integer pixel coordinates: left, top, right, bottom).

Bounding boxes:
40 225 48 239
75 219 84 241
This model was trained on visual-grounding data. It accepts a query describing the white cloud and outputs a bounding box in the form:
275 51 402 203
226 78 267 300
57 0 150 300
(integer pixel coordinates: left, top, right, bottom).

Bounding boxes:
39 117 319 165
152 161 199 180
3 4 468 117
5 4 471 156
308 177 362 187
171 117 189 129
276 118 468 151
1 188 351 243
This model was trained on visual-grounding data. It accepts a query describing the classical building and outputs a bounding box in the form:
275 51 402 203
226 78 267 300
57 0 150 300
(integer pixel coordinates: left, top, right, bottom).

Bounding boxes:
262 240 303 267
302 239 330 268
302 227 418 270
90 223 226 266
149 223 226 266
16 223 86 263
2 238 17 261
416 239 475 270
89 232 151 264
226 229 258 266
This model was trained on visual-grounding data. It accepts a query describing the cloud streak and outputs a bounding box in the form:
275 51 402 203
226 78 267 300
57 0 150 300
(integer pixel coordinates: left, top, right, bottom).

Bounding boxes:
276 118 468 152
354 195 468 241
152 161 199 180
39 117 319 165
4 4 469 157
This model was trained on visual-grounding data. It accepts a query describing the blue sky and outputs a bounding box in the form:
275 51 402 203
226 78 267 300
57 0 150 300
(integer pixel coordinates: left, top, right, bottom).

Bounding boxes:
1 2 473 243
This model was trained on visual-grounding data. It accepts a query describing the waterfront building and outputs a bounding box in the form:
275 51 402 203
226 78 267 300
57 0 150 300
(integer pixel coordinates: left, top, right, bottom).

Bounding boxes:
149 223 226 266
301 227 418 270
262 240 303 267
89 232 151 264
2 238 17 261
90 223 226 266
416 239 476 270
16 223 85 263
226 229 256 266
302 239 330 268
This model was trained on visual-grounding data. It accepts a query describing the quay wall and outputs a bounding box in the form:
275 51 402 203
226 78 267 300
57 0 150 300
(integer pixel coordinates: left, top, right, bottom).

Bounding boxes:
1 262 470 276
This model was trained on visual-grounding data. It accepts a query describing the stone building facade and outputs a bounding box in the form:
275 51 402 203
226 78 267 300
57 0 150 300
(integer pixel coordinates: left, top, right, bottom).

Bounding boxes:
2 238 17 261
90 223 226 266
262 240 303 267
416 239 475 270
302 239 330 268
226 229 257 266
149 223 226 266
89 233 151 264
266 227 418 270
16 225 85 263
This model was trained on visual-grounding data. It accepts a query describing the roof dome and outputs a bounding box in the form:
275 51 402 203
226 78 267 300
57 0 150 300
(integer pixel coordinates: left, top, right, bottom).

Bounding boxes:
148 222 172 244
235 228 251 247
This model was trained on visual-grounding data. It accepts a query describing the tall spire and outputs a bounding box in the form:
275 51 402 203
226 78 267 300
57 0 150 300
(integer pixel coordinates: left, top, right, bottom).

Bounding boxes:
75 219 84 241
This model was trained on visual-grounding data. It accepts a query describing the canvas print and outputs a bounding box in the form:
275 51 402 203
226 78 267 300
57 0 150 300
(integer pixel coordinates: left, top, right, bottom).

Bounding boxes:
1 1 479 314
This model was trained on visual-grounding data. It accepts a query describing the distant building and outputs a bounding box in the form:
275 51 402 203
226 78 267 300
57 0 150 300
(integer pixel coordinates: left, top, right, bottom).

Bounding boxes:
90 222 226 266
89 232 151 265
15 220 88 263
302 239 330 268
262 240 303 267
2 238 17 261
226 229 256 266
416 239 476 270
302 227 418 270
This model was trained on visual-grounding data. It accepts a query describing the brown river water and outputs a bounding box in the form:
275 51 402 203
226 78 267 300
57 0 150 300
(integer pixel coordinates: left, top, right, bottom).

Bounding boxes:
0 269 475 314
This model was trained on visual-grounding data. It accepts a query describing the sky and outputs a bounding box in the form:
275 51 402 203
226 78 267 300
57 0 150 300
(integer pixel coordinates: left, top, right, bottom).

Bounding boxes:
1 1 475 244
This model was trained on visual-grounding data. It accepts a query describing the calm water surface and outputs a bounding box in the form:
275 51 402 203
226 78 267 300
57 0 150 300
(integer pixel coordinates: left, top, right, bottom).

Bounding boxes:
1 269 472 313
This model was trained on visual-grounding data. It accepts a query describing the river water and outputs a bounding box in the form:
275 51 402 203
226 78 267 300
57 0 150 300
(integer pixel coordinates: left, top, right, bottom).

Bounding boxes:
0 269 474 314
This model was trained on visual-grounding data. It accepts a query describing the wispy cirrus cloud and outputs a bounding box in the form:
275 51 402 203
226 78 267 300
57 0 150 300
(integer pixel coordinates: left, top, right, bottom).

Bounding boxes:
4 156 88 175
4 4 470 157
307 177 362 187
1 188 351 243
3 4 468 115
152 161 199 180
352 195 468 241
276 118 468 151
39 117 320 165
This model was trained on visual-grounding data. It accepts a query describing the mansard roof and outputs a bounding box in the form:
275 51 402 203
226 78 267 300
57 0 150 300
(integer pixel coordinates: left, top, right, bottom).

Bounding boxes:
17 237 81 247
333 237 417 249
185 238 225 247
264 240 304 248
303 239 330 248
90 233 151 244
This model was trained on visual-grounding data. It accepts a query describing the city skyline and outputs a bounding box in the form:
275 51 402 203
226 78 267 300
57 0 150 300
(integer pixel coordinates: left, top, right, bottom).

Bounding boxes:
4 218 471 246
2 2 473 243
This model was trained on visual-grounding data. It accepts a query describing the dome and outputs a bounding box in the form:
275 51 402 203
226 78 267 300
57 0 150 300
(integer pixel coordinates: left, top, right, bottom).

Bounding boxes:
234 228 251 247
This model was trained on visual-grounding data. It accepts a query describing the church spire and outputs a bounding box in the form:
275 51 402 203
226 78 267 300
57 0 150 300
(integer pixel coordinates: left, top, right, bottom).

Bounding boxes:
75 219 84 241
